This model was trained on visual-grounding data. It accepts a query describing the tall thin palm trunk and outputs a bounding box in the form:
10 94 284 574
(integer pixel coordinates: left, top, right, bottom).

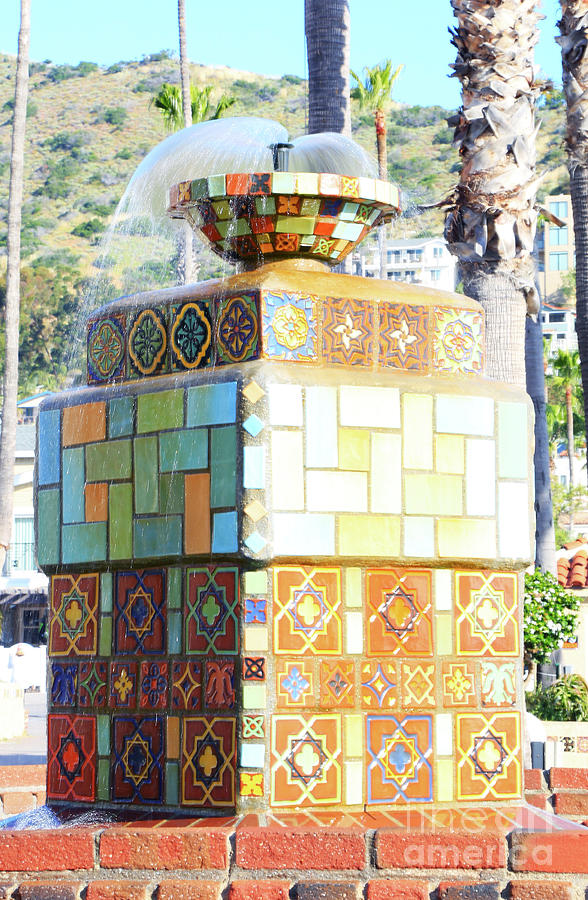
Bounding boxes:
305 0 351 136
566 383 575 488
177 0 194 282
0 0 30 571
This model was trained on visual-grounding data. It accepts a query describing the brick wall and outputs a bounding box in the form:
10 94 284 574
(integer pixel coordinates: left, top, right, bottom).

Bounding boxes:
0 766 46 819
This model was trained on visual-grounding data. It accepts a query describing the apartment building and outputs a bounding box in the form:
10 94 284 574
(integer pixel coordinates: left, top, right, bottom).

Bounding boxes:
536 194 575 303
542 303 578 358
356 236 457 292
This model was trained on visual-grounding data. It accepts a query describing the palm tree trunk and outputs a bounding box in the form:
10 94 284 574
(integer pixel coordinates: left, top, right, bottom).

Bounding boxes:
0 0 30 571
376 111 388 280
566 383 575 488
305 0 351 136
177 0 194 283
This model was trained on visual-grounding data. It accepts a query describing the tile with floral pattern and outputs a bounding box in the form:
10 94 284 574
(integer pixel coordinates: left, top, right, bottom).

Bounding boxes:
271 714 341 807
433 307 483 375
322 297 375 366
379 303 430 371
182 715 236 806
455 572 519 657
456 711 522 800
366 569 433 657
261 291 318 362
366 714 433 804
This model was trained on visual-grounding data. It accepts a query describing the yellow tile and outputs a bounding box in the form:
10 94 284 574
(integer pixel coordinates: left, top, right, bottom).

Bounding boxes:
271 431 304 510
244 626 268 652
405 473 463 516
403 394 433 469
346 612 363 654
344 567 362 607
435 434 465 474
436 759 454 802
307 470 367 512
243 683 266 709
345 760 363 806
436 613 453 655
338 515 400 557
339 428 370 471
438 518 496 558
166 717 180 758
345 714 363 756
371 433 401 513
244 570 267 595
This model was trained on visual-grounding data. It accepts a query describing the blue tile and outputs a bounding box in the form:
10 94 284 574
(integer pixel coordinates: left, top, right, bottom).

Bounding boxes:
159 428 208 472
38 409 61 485
100 572 113 613
244 531 266 554
62 447 85 524
62 523 107 564
37 489 60 565
212 510 238 553
187 382 237 426
109 396 134 438
134 516 182 558
211 425 236 508
168 610 182 654
243 414 264 437
243 447 265 489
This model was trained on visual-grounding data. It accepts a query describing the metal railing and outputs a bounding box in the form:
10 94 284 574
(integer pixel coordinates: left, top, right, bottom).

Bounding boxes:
2 542 36 575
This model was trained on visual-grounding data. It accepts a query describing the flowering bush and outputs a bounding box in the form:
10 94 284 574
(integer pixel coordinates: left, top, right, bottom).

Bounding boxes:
524 569 580 665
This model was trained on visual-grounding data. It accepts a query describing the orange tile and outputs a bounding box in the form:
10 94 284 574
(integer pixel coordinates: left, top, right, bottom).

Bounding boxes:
167 716 180 758
184 473 211 555
62 401 106 446
85 482 108 522
226 173 249 195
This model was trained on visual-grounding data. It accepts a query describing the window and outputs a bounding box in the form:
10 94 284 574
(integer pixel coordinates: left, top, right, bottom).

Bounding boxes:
550 226 568 246
10 516 34 571
433 246 443 258
550 252 569 271
549 200 569 219
430 269 441 281
23 609 40 646
549 312 565 323
557 333 566 339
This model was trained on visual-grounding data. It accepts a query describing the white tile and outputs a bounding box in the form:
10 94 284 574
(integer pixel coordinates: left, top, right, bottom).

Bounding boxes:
434 569 452 610
466 438 496 516
436 713 453 755
498 481 531 560
345 760 363 806
307 470 367 512
404 517 434 557
273 513 335 555
345 612 363 654
268 384 303 426
306 386 338 467
240 743 265 768
370 433 401 513
243 446 265 489
340 386 400 428
436 395 494 436
271 431 304 509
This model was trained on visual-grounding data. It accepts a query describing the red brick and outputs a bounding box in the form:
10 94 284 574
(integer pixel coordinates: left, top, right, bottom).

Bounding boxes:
438 884 499 900
524 769 544 791
510 831 588 873
366 880 428 900
0 765 46 790
549 767 588 790
229 881 291 900
524 793 548 811
296 884 359 900
1 791 37 815
18 882 84 900
157 882 220 900
553 792 588 816
375 831 505 869
86 882 151 900
508 880 573 899
100 827 228 870
0 829 95 871
235 827 366 870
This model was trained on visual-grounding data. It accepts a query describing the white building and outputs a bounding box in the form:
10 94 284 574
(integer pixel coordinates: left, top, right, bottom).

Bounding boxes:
541 303 578 359
356 236 457 292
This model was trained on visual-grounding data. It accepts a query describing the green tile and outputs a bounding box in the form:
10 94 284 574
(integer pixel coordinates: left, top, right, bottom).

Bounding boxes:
498 401 528 479
109 483 133 560
212 199 231 219
244 570 268 595
272 172 296 193
208 174 225 197
216 218 251 237
100 572 113 613
168 567 181 609
86 439 132 482
98 758 110 801
37 489 60 566
168 610 182 654
134 436 159 513
109 396 134 438
160 472 184 514
62 523 107 564
187 382 237 426
300 198 321 216
276 216 316 235
134 516 182 558
165 762 179 805
159 428 207 472
99 615 112 657
62 447 85 524
137 389 184 433
255 196 275 215
97 714 110 756
191 177 208 199
211 425 237 508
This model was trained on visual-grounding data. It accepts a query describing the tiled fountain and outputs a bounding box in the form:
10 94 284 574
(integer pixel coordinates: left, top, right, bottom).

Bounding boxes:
36 152 533 816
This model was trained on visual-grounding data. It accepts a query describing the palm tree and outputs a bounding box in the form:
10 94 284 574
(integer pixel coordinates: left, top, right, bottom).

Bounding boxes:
549 348 583 490
178 0 191 129
151 83 235 132
0 0 30 572
558 3 588 486
304 0 351 136
445 0 542 387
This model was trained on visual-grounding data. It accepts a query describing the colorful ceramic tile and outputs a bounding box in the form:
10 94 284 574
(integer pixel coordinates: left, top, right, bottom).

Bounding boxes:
216 294 260 363
244 598 267 624
185 566 239 655
322 297 375 366
442 662 476 707
127 308 168 377
261 291 318 361
87 314 125 384
319 661 354 708
78 661 107 708
109 662 138 709
401 663 435 708
139 661 169 709
273 566 342 656
366 714 433 804
271 714 341 807
480 661 516 707
50 574 99 657
456 711 522 800
181 716 236 806
172 661 202 710
361 662 399 709
243 715 265 739
205 660 235 709
243 657 265 681
433 307 483 375
170 301 213 370
114 570 166 655
455 572 519 657
276 660 314 708
47 713 96 801
112 715 164 804
240 772 264 797
379 304 429 371
51 662 77 706
366 569 433 657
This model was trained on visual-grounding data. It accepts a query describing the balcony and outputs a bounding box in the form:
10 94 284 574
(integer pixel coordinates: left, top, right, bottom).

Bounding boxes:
2 542 36 576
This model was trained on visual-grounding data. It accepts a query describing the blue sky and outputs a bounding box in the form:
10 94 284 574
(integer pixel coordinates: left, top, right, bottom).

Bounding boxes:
2 0 562 109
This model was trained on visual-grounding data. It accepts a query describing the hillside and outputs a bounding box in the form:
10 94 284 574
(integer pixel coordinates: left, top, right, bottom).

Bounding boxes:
0 51 569 394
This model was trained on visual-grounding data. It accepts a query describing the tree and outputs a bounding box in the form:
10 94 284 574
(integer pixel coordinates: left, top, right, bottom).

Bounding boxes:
523 569 580 670
0 0 30 571
350 61 402 180
445 0 542 387
558 4 588 483
549 348 583 491
178 0 191 129
151 83 235 132
304 0 351 136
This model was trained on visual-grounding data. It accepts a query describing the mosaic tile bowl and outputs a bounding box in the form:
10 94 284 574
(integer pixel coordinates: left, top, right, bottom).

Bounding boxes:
167 172 401 266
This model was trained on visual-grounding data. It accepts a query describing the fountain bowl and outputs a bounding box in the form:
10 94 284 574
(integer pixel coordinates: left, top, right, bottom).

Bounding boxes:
167 171 400 266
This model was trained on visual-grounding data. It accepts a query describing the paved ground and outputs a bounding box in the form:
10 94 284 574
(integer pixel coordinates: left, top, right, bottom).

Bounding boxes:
0 692 46 764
